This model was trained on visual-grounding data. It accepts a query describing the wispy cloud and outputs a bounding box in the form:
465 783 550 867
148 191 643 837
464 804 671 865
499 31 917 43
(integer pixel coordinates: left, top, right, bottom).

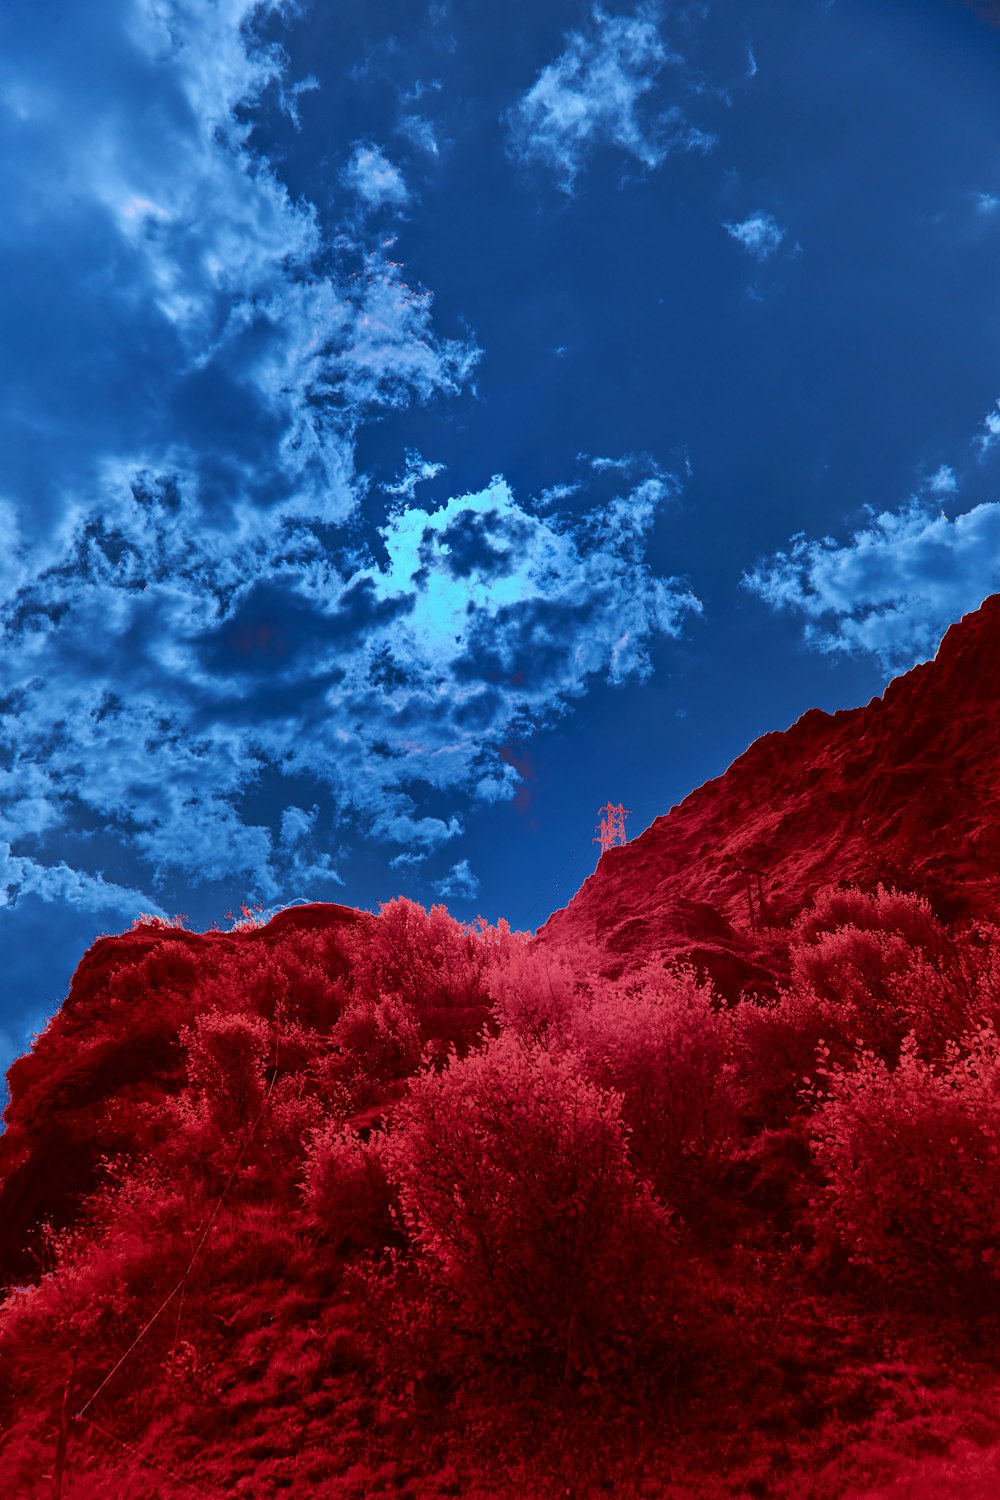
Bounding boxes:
0 2 703 960
342 141 410 210
397 113 440 157
0 453 698 912
975 398 1000 455
744 500 1000 670
926 465 958 496
435 858 480 902
505 3 715 193
725 210 785 260
0 0 477 549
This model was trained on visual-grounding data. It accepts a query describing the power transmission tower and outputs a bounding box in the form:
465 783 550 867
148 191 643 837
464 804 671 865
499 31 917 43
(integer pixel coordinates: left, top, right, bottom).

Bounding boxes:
594 802 631 854
738 866 767 932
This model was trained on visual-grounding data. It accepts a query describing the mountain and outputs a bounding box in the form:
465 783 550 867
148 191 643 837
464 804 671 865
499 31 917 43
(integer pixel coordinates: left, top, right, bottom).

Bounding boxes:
536 593 1000 993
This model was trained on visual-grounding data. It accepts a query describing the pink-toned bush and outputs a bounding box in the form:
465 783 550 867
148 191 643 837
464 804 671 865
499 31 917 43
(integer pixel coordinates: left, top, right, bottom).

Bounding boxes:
487 941 582 1047
342 899 524 1052
786 887 956 1060
302 1125 396 1253
809 1025 1000 1305
386 1032 674 1373
180 1008 270 1139
571 963 741 1213
792 884 942 951
332 993 422 1082
728 984 854 1129
790 925 921 1056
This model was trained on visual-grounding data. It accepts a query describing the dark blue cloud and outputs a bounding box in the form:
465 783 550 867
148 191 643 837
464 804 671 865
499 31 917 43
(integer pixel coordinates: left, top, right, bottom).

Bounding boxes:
196 577 412 677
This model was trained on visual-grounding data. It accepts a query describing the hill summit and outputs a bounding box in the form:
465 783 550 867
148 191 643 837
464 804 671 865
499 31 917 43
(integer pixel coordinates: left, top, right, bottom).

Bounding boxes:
538 592 1000 992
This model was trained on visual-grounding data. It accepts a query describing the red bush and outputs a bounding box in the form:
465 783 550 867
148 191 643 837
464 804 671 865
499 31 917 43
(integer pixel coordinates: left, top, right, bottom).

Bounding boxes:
809 1025 1000 1306
386 1032 674 1374
791 884 943 952
342 898 514 1051
487 941 582 1047
570 963 741 1216
179 1007 271 1152
302 1125 396 1254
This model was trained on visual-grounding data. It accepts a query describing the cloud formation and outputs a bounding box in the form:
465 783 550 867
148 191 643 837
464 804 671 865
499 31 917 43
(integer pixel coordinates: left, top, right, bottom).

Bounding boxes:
0 0 487 920
0 2 702 960
724 211 785 260
0 0 476 550
505 3 715 192
975 399 1000 456
342 142 410 209
435 859 480 902
927 465 958 496
744 501 1000 670
0 448 698 915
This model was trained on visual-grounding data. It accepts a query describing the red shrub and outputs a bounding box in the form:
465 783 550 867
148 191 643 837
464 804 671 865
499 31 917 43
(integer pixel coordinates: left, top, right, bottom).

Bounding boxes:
488 942 582 1047
310 993 423 1117
302 1125 397 1254
386 1032 674 1374
809 1025 1000 1306
343 898 514 1051
792 884 943 951
571 963 741 1215
728 984 855 1130
180 1007 270 1141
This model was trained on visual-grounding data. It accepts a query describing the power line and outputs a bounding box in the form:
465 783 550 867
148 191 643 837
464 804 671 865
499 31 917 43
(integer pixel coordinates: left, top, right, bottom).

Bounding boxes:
75 1036 281 1423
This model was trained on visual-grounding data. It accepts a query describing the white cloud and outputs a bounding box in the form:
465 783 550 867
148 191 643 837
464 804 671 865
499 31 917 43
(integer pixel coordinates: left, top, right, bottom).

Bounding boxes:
382 449 445 499
505 3 715 193
976 192 1000 216
0 0 485 921
435 858 480 902
0 841 161 917
724 210 785 260
975 398 1000 456
0 0 479 542
927 465 957 496
0 4 705 945
0 458 698 909
397 113 440 157
342 142 410 209
744 500 1000 670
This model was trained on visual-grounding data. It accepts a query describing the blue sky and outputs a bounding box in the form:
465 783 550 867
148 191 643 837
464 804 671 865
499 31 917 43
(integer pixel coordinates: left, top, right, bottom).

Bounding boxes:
3 0 1000 1072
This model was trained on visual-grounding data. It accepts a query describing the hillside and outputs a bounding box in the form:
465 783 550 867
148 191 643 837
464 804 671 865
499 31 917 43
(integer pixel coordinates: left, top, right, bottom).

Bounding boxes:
4 601 1000 1497
538 593 1000 991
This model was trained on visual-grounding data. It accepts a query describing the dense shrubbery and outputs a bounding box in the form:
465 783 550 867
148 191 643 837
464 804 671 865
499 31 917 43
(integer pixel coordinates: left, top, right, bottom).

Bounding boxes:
809 1025 1000 1306
5 885 1000 1494
571 963 741 1216
387 1031 675 1374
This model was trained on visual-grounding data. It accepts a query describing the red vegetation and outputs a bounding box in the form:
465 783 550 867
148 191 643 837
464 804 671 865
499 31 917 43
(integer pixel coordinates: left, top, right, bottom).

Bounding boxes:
6 598 1000 1495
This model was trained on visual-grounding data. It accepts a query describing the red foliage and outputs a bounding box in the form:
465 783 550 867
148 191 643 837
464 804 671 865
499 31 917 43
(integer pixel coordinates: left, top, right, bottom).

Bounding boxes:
570 962 741 1216
386 1031 675 1375
809 1026 1000 1307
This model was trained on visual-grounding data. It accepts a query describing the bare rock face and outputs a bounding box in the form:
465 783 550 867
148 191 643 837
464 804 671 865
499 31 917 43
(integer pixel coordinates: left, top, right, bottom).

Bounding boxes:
535 594 1000 994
